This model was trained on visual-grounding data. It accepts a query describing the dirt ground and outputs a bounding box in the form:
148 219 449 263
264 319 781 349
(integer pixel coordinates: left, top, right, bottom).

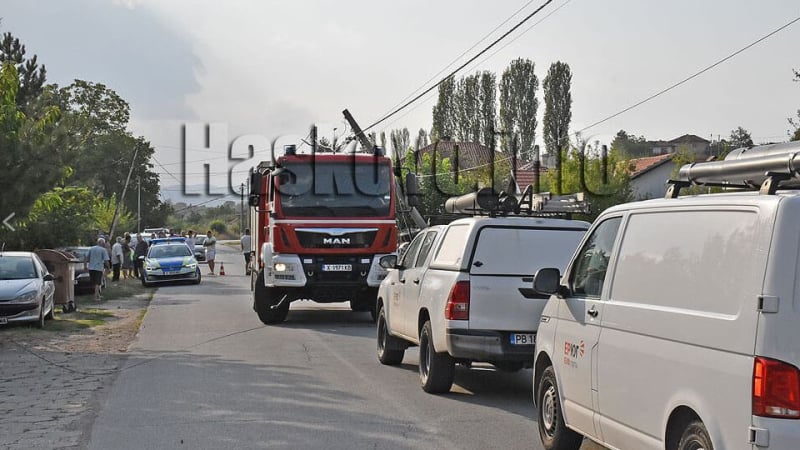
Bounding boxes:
5 282 152 354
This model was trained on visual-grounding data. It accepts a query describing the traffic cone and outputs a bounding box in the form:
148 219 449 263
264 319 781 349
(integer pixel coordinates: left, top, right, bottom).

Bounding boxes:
219 262 226 276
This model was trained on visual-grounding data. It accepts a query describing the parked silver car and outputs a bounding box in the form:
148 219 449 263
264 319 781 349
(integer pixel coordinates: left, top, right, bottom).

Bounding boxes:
0 252 56 328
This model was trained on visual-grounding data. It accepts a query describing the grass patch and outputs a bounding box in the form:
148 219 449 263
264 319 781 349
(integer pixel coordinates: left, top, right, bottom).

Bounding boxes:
48 308 115 331
98 278 149 301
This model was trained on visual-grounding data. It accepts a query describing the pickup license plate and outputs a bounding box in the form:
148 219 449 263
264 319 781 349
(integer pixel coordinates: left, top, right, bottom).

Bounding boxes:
0 317 8 325
510 333 535 345
322 264 352 272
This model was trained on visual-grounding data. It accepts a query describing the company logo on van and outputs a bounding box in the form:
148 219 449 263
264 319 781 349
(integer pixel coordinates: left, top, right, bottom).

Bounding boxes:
564 340 585 358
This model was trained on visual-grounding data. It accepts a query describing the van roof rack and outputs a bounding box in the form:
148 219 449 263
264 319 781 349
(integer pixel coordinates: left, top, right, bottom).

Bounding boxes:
443 187 590 219
666 141 800 198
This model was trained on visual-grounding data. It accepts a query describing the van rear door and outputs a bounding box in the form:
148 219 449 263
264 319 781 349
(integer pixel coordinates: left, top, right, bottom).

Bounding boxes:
467 225 587 332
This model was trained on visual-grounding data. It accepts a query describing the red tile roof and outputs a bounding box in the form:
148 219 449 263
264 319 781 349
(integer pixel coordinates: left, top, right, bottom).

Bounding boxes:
627 153 674 179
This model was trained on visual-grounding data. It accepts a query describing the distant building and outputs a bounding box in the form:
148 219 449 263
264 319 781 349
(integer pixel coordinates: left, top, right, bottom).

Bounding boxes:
668 134 711 158
627 154 675 199
649 141 677 155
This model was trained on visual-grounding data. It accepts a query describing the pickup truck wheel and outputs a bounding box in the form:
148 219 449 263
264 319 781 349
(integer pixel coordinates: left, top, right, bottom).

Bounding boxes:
253 270 289 325
537 366 582 450
419 320 454 394
677 420 713 450
377 306 404 365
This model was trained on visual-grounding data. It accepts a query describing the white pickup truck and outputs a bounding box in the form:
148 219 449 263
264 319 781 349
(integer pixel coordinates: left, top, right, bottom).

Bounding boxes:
376 216 589 393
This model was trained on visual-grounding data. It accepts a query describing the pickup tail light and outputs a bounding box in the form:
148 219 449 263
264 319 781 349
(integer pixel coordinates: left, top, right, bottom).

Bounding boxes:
445 281 470 320
753 356 800 419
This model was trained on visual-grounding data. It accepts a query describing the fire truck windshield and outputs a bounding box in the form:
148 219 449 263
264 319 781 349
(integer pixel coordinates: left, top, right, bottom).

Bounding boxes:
277 161 392 217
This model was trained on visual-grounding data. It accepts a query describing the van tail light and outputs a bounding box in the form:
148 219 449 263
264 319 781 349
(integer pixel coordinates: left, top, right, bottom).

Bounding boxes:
753 356 800 419
445 281 470 320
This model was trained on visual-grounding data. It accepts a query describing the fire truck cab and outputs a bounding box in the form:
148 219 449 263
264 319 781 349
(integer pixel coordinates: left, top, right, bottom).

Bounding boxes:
248 144 397 324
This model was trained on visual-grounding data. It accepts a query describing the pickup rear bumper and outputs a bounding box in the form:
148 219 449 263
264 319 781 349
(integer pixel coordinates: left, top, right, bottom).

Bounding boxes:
446 329 535 363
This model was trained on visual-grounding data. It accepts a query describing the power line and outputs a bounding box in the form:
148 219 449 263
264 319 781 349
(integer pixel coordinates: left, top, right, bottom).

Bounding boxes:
577 14 800 135
375 0 540 122
376 0 573 133
361 0 554 133
151 154 182 185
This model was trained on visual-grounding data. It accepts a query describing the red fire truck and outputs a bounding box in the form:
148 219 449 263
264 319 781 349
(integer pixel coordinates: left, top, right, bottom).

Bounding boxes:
248 143 399 324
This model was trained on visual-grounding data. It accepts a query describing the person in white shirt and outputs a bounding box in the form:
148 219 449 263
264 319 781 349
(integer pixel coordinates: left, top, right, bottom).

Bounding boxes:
240 228 252 276
111 237 124 282
185 230 196 252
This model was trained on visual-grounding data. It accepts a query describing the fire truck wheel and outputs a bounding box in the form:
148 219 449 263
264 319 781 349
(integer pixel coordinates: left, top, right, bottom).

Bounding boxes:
254 270 289 325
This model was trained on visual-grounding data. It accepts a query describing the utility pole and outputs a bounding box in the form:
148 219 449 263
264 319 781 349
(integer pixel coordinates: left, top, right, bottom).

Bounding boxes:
109 144 140 239
137 176 141 232
240 183 245 234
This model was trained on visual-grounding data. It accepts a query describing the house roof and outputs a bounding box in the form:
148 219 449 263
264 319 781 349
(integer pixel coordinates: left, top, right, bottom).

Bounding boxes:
669 134 710 145
513 165 549 190
412 141 496 168
628 153 674 179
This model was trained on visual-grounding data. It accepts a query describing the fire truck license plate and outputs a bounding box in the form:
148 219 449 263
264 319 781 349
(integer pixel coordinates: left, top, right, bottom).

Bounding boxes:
322 264 352 272
510 333 535 345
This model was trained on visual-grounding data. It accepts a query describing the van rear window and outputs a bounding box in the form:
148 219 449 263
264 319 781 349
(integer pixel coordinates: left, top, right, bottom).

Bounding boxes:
611 210 761 315
470 227 586 276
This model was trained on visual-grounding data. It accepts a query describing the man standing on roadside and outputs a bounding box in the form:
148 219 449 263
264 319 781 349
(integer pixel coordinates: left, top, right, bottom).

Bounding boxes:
240 228 252 276
111 237 123 282
85 238 110 301
133 233 148 279
185 230 196 251
204 230 217 275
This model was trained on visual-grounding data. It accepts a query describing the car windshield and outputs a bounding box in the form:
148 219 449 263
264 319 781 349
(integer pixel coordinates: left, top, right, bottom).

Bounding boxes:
149 245 191 259
195 236 206 246
0 256 37 280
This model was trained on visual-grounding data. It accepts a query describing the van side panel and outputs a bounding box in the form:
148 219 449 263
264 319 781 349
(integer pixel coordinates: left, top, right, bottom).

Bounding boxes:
753 197 800 448
597 208 769 450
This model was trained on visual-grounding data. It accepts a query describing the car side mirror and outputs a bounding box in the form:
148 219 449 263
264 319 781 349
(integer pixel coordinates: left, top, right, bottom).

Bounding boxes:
533 268 566 298
379 254 398 270
43 274 55 282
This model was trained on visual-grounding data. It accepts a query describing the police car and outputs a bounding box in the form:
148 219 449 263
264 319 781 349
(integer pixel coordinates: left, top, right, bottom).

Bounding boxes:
141 238 201 287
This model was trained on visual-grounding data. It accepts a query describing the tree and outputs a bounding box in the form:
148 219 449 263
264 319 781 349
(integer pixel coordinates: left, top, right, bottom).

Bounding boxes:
499 58 538 160
0 30 47 109
542 142 633 221
15 187 98 249
390 127 410 158
543 61 573 192
479 71 497 150
454 73 481 143
609 130 650 158
431 76 456 140
93 193 135 236
415 128 429 150
0 62 63 233
729 126 753 149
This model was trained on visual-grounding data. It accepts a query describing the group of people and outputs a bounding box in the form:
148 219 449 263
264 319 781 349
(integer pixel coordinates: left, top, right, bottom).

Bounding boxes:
82 228 252 301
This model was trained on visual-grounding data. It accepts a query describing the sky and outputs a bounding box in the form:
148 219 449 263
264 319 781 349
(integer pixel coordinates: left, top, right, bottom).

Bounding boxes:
3 0 799 202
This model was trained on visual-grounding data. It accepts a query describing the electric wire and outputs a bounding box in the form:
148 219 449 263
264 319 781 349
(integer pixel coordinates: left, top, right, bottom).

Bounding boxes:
375 0 540 122
576 14 800 135
360 0 554 133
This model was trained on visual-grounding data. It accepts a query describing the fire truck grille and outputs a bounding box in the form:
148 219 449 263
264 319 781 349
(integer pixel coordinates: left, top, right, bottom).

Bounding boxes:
296 229 377 249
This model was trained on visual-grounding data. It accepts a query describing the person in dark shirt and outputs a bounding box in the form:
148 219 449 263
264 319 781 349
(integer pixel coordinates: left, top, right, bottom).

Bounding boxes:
133 233 149 279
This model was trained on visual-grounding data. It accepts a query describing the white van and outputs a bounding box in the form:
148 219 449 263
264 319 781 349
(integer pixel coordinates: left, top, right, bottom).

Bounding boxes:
531 142 800 450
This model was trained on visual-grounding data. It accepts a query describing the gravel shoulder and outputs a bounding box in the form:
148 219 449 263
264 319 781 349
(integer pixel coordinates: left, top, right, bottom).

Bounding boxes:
0 280 153 450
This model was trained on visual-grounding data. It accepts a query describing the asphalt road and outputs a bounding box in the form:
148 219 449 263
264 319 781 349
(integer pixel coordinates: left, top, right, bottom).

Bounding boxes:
88 244 601 450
